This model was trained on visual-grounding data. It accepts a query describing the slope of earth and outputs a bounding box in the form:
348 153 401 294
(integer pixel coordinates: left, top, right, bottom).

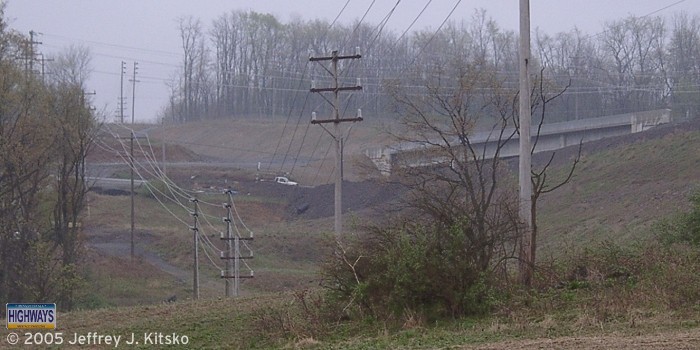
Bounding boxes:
535 117 700 253
47 296 700 350
89 125 202 164
148 118 402 184
54 117 700 348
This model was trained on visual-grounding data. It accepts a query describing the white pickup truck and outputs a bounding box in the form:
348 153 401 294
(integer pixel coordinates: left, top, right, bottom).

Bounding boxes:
274 176 298 186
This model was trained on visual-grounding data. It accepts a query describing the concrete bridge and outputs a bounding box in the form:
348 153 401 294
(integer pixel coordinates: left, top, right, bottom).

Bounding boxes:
365 109 672 176
87 177 146 192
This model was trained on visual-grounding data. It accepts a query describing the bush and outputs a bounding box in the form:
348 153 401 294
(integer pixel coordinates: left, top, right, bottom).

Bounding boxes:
251 290 341 346
137 178 171 199
657 191 700 245
321 217 503 323
523 240 700 326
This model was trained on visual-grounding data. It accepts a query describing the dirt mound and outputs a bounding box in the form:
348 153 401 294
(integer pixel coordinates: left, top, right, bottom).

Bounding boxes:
236 180 405 220
89 138 201 163
291 180 405 219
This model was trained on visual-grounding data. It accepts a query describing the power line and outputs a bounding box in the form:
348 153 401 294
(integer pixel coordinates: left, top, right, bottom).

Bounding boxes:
271 0 366 179
409 0 462 66
396 0 433 43
341 0 377 49
102 128 256 296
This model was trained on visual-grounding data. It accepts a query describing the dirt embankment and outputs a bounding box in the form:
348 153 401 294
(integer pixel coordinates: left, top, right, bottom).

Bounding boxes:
89 138 201 163
237 180 406 220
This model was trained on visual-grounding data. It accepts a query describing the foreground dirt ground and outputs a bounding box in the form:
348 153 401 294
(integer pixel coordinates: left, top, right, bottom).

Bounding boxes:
467 329 700 349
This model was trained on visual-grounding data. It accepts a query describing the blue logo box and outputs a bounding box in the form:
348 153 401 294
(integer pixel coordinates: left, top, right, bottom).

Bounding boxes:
6 303 56 329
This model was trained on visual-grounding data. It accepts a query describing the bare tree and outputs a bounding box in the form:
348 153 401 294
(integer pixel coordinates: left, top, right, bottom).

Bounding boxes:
388 58 522 274
0 22 95 308
521 70 582 284
669 13 700 118
178 16 206 121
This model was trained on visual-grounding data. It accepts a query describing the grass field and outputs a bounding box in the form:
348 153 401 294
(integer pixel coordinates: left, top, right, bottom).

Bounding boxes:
31 118 700 349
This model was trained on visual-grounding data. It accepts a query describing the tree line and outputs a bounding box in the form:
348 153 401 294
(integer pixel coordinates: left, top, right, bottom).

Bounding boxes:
165 9 700 123
0 4 97 310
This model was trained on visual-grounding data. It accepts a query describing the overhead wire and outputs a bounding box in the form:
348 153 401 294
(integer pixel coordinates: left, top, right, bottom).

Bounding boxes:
275 0 366 180
127 125 254 260
302 0 403 185
101 124 254 272
307 0 429 185
97 131 191 227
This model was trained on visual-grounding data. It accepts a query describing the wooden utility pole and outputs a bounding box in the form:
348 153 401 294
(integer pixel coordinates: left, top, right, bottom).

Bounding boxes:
130 62 139 124
120 61 126 124
161 123 167 176
116 132 144 261
518 0 534 286
129 62 140 261
223 191 235 297
191 198 200 300
220 190 254 297
130 131 135 260
28 31 40 75
310 49 363 236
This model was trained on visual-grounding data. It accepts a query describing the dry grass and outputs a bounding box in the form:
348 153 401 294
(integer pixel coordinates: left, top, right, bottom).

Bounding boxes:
149 119 398 184
61 120 700 348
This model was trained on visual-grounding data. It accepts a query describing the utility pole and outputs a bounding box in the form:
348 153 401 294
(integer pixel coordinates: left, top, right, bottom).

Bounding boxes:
130 62 139 124
116 131 144 261
130 131 135 261
191 197 200 300
518 0 533 286
161 117 167 176
38 54 53 82
28 31 40 76
309 49 363 236
220 189 254 297
222 191 235 297
129 62 140 257
120 61 126 124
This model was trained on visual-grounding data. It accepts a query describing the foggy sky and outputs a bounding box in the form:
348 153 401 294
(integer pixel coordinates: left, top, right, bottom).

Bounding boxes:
4 0 698 122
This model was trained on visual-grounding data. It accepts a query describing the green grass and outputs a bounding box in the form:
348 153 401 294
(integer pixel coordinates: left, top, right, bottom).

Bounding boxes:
64 124 700 348
536 129 700 256
55 287 700 349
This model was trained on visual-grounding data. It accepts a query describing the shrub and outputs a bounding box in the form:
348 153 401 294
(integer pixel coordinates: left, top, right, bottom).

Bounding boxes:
321 217 502 323
657 191 700 245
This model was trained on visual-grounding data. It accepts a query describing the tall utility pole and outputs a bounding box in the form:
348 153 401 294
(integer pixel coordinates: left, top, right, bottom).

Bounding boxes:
129 62 140 260
310 49 363 236
120 61 126 124
130 62 139 124
38 54 53 83
161 119 167 176
518 0 533 286
220 189 254 297
28 31 41 75
130 131 135 261
191 198 200 300
223 191 235 297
